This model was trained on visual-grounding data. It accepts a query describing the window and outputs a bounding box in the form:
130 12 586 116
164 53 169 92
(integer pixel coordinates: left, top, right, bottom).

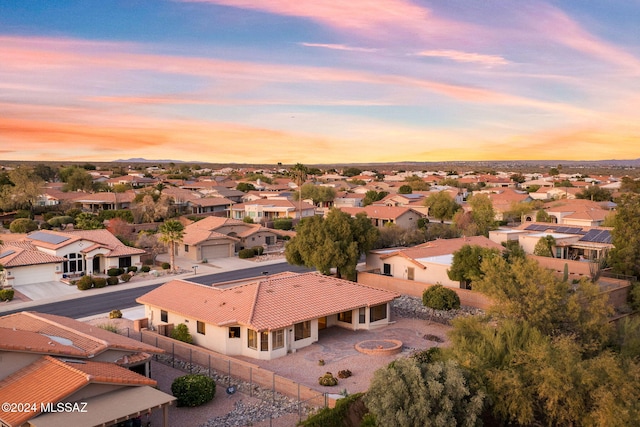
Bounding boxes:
294 321 311 341
63 253 84 274
272 329 284 349
260 332 269 351
229 326 240 338
407 267 414 281
160 310 168 323
383 263 391 276
359 307 366 324
337 310 353 324
197 321 206 335
118 256 132 268
184 244 189 253
370 304 387 322
248 329 258 349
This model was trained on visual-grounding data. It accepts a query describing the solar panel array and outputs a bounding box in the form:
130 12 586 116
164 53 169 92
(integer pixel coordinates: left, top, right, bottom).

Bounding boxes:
525 224 550 231
579 229 612 244
524 224 586 235
29 231 71 245
0 249 16 259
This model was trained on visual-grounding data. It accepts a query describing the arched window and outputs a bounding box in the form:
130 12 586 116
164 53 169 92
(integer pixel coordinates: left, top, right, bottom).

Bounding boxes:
63 253 84 274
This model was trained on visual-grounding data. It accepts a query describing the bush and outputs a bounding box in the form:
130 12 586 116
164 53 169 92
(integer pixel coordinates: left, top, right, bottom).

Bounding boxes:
98 323 119 333
127 266 138 273
171 374 216 407
9 218 38 233
0 289 15 301
318 372 338 386
629 281 640 312
171 323 193 344
93 277 107 288
107 268 123 277
238 248 255 259
141 265 151 273
15 210 32 219
243 216 254 224
252 246 264 256
337 369 352 379
120 273 132 282
422 284 461 311
273 218 293 230
300 393 367 427
107 276 119 286
161 262 171 270
109 309 123 319
76 275 93 291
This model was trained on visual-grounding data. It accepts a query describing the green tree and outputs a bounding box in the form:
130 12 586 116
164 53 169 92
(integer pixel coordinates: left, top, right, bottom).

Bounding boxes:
533 235 556 257
170 323 193 344
0 167 45 212
61 167 94 192
364 357 484 427
74 212 104 229
236 182 256 192
158 219 184 272
609 194 640 278
285 209 377 280
404 175 430 191
363 190 388 206
33 164 57 182
342 167 362 177
577 186 613 202
535 208 552 222
294 183 336 205
398 184 412 194
447 245 501 289
467 193 496 236
424 191 461 223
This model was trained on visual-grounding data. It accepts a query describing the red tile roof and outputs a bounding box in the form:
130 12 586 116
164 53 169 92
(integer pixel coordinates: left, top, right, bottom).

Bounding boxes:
137 272 399 332
0 356 156 427
0 244 65 267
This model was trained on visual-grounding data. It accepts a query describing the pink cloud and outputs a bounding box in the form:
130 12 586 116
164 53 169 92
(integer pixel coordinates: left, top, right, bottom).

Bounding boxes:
299 42 377 53
415 49 508 66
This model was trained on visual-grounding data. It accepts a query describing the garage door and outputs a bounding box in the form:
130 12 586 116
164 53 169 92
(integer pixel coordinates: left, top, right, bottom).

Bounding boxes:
11 264 58 286
201 244 230 260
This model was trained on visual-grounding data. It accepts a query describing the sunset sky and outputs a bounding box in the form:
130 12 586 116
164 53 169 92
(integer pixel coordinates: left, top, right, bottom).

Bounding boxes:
1 1 639 164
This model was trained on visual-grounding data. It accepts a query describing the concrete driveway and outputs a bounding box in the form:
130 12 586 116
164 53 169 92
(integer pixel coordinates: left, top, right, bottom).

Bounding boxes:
14 281 81 301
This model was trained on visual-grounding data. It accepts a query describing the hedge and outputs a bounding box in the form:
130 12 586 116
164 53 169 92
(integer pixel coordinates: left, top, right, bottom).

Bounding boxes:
171 374 216 407
238 248 255 259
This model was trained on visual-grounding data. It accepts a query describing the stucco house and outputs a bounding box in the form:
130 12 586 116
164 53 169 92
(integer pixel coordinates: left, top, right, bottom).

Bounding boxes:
366 236 504 288
179 216 283 260
229 199 316 223
1 229 146 286
338 206 426 229
0 311 174 427
137 272 399 360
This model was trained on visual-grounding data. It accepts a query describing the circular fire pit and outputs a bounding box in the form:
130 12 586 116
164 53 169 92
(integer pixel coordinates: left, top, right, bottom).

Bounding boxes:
355 339 403 356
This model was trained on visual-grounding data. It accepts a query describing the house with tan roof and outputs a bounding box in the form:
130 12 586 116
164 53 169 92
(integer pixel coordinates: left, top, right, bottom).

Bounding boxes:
72 190 136 211
1 229 146 286
528 199 612 227
366 236 504 288
137 272 399 360
0 312 174 427
229 199 316 223
179 216 283 260
338 206 426 229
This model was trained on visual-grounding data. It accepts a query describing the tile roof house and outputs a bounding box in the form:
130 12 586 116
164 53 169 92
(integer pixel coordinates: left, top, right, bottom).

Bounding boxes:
366 236 504 288
137 272 399 360
229 199 316 223
71 190 136 211
529 199 612 227
179 216 283 260
338 206 427 229
0 311 174 427
1 229 146 286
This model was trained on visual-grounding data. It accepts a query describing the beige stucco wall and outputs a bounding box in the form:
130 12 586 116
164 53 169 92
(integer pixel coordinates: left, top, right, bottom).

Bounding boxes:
366 254 460 288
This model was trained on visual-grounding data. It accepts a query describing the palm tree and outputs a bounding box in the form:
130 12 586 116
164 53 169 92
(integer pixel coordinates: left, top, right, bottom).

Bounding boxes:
158 219 184 272
290 163 308 222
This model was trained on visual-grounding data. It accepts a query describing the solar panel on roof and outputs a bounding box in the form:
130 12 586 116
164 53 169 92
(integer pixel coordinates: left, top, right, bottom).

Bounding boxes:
525 224 539 230
0 249 16 258
579 229 612 244
29 231 70 245
565 227 583 234
556 227 569 233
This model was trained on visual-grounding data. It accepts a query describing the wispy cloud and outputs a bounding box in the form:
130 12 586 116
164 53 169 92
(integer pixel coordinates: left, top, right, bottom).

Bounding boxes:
415 49 508 66
299 42 377 53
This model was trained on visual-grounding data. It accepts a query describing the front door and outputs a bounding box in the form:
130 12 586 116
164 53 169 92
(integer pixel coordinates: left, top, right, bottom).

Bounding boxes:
93 256 100 274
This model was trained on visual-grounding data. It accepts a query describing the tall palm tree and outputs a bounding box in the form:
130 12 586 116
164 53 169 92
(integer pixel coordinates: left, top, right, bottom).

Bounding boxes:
158 219 184 272
291 163 308 222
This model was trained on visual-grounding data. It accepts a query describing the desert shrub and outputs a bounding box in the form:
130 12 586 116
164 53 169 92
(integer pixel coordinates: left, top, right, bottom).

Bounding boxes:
107 276 119 286
422 284 461 311
252 246 264 256
98 323 119 333
238 248 255 259
39 222 52 230
109 309 123 319
120 273 132 283
243 216 254 224
0 289 15 301
141 265 151 273
171 374 216 407
629 281 640 312
161 262 171 270
93 277 107 288
107 268 123 277
273 218 293 230
337 369 352 379
14 210 32 219
9 218 38 233
47 215 74 228
171 323 193 344
318 372 338 386
127 266 138 273
76 275 93 291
